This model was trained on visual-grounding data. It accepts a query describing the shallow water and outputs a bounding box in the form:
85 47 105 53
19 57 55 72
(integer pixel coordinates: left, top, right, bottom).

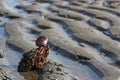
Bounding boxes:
49 50 101 80
0 24 22 71
5 47 23 71
40 3 51 8
1 0 120 80
0 26 6 39
4 0 20 13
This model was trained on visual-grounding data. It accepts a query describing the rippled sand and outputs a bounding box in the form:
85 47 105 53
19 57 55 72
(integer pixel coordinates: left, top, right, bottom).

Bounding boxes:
0 0 120 80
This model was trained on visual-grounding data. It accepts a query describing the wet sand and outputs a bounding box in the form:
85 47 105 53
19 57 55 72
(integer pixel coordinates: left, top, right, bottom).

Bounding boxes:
0 0 120 80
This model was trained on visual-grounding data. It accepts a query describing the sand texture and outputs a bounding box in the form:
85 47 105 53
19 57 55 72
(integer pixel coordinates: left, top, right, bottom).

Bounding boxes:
0 0 120 80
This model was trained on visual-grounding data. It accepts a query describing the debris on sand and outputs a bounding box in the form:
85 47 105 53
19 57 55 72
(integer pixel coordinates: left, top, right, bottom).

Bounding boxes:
18 36 49 72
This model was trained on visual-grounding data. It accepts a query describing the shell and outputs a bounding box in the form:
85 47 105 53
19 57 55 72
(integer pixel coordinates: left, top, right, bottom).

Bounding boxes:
35 36 48 47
